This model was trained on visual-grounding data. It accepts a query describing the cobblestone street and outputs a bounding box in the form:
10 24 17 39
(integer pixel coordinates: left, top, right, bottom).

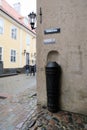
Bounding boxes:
0 88 37 130
22 106 87 130
0 74 37 130
0 74 87 130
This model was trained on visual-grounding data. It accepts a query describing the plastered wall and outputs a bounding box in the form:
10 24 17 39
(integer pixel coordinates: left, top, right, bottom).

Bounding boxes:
37 0 87 115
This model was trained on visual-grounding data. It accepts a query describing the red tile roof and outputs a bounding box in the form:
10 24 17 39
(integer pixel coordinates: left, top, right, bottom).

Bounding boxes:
0 0 35 34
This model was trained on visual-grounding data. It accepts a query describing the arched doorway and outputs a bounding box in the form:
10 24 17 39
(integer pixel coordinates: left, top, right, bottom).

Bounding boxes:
47 50 59 63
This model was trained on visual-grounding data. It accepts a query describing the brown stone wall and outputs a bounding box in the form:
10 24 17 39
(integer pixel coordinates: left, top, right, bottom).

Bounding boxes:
37 0 87 114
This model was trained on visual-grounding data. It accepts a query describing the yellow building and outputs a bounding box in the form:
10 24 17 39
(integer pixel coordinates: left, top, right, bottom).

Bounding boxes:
0 0 36 73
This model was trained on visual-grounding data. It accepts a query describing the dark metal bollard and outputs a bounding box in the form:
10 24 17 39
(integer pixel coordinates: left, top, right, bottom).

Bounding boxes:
46 61 61 113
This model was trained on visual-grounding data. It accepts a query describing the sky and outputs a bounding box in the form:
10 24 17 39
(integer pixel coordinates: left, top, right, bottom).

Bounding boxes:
6 0 36 16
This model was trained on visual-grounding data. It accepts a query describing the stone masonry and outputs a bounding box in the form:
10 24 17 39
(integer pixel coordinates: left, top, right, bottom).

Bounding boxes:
37 0 87 114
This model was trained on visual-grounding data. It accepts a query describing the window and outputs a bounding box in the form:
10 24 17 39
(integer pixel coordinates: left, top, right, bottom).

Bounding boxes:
11 26 17 39
10 50 16 62
0 18 4 34
26 35 30 45
0 47 2 61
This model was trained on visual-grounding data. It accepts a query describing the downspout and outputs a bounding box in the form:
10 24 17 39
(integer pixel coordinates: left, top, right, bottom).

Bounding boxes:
19 29 23 67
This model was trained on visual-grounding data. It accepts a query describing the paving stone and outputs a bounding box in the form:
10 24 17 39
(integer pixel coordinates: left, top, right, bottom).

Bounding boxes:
16 122 24 129
37 120 43 127
46 124 53 130
33 126 38 130
68 125 75 130
42 118 49 125
52 125 59 130
27 119 36 128
41 126 47 130
76 117 83 124
52 117 60 124
49 119 56 126
44 114 52 120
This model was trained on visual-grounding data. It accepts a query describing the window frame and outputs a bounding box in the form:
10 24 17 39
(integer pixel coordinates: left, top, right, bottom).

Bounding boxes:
10 49 16 62
11 25 17 40
0 18 4 34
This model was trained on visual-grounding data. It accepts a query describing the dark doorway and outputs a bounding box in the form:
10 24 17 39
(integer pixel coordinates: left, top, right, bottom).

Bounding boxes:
26 53 29 65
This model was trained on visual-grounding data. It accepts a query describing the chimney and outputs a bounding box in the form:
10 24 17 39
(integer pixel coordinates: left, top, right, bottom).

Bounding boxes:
0 0 2 7
13 2 21 14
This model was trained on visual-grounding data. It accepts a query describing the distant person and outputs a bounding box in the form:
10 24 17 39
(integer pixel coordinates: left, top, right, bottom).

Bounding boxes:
25 65 29 76
33 64 36 76
29 65 35 76
33 65 35 76
29 65 32 76
34 64 36 73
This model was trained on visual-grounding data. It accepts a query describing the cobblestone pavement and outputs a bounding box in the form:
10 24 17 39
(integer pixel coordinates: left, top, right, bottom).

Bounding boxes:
1 89 87 130
0 75 87 130
0 74 36 95
21 104 87 130
0 87 37 130
0 74 37 130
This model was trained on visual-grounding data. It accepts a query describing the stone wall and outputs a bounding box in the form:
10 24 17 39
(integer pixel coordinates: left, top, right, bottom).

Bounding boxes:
37 0 87 115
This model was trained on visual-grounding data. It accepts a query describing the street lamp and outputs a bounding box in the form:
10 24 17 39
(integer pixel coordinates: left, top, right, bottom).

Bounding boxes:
28 12 36 30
